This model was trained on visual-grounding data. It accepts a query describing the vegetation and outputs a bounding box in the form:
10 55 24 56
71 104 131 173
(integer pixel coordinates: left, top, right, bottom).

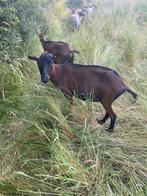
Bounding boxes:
67 0 83 9
0 0 147 195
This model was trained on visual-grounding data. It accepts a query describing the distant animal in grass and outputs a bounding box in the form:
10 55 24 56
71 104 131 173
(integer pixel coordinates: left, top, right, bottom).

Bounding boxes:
28 52 137 132
82 5 97 15
69 9 86 32
35 28 79 63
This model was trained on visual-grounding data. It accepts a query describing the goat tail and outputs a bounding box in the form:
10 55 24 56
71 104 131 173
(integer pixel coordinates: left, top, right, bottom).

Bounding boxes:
126 88 138 99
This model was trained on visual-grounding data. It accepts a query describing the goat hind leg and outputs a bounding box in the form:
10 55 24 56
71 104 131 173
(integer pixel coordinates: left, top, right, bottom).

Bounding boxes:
106 107 117 131
102 101 117 132
97 112 109 125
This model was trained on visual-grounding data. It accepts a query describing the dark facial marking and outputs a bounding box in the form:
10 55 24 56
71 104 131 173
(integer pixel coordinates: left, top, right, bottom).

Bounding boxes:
37 53 54 83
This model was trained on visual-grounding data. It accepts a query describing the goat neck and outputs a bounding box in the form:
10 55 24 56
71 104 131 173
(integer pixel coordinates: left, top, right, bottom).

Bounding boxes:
50 63 62 85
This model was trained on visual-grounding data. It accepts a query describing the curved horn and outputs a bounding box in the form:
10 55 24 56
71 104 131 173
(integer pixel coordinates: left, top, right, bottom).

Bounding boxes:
35 28 39 36
43 28 48 35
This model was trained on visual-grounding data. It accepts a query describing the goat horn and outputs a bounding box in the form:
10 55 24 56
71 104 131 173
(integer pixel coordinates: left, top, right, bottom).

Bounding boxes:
35 29 39 35
43 28 48 34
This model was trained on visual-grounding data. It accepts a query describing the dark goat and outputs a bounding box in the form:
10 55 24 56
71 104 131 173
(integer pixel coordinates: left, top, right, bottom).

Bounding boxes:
83 5 97 15
28 52 137 132
69 9 87 31
35 29 79 64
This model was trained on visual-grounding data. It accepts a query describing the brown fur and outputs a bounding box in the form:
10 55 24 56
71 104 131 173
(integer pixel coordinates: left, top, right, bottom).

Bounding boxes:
36 31 79 64
49 63 137 131
28 53 137 131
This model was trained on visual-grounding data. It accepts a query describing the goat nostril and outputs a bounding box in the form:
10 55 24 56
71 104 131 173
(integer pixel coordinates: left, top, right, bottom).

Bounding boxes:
41 75 49 83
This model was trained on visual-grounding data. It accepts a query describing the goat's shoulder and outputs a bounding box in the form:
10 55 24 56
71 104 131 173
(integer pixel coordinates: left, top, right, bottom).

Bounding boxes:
66 63 112 70
62 63 120 77
44 40 68 46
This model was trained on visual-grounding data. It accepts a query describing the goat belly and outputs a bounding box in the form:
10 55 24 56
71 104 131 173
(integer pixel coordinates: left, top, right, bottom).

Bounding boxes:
55 64 127 102
77 92 101 101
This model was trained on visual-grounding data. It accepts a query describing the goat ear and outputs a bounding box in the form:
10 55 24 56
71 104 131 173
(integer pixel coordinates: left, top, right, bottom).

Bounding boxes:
48 53 54 58
28 56 38 61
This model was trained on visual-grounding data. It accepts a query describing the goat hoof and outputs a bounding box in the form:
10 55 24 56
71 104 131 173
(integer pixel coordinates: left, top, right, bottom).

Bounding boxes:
96 118 104 125
105 128 114 132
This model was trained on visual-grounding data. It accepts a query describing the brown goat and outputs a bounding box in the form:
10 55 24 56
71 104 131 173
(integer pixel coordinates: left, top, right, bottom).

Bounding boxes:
28 52 137 132
35 29 79 64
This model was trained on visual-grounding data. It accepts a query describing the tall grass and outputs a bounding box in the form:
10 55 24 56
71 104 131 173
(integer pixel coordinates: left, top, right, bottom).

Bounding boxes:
0 1 147 195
